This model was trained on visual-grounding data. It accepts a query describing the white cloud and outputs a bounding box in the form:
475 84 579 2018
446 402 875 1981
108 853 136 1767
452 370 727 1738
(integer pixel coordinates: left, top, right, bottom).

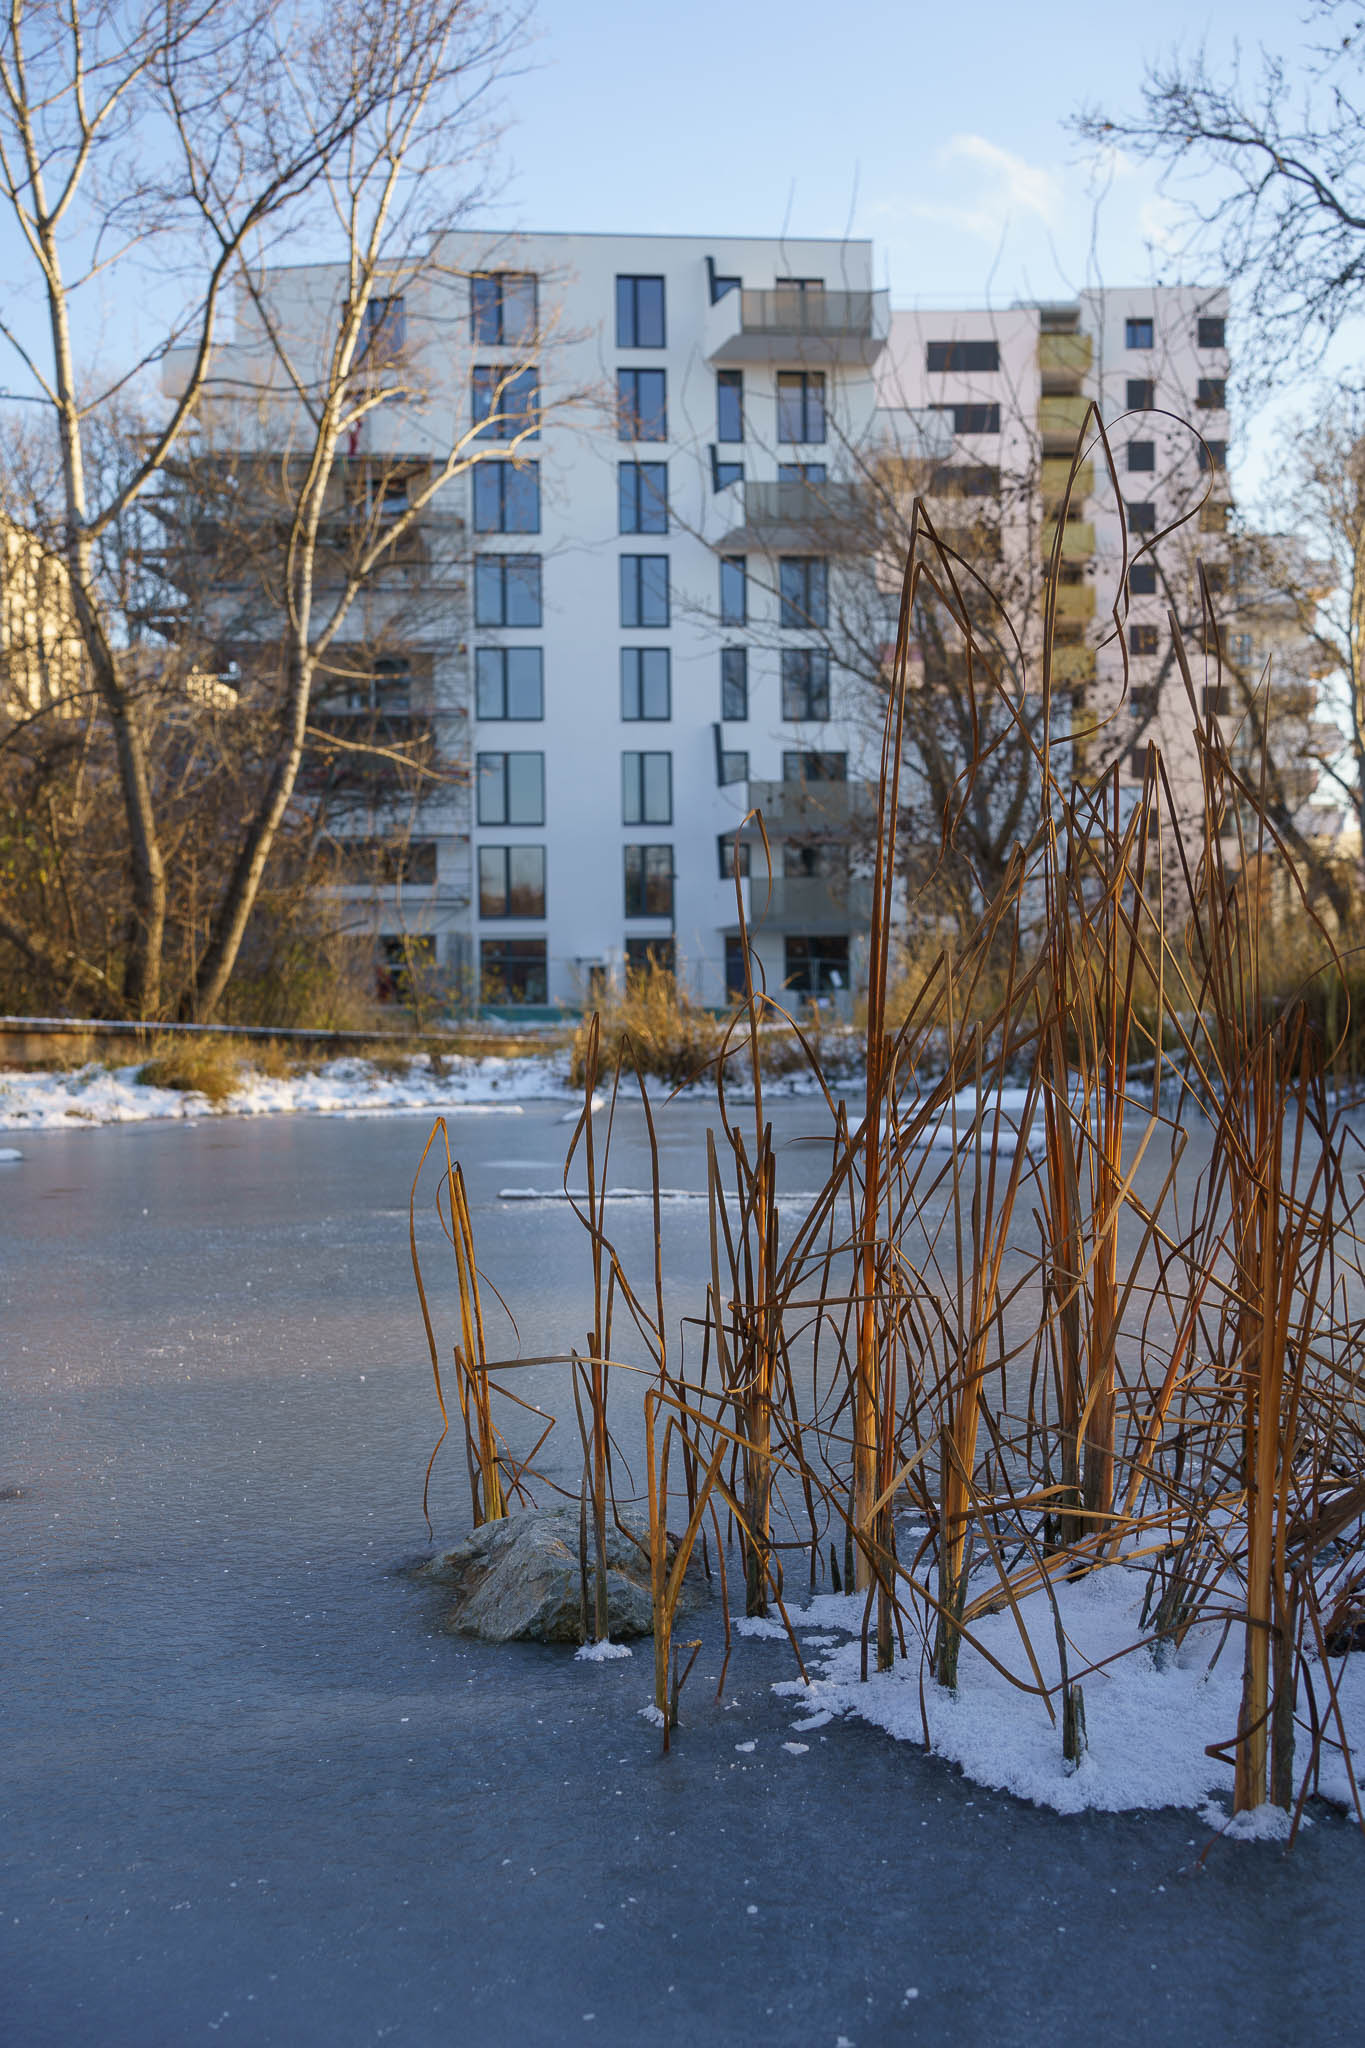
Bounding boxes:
906 133 1064 244
1138 195 1183 249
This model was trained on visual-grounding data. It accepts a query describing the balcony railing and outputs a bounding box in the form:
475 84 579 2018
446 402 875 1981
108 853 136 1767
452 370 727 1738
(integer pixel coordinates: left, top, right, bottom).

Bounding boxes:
1038 331 1093 383
742 777 877 836
1042 518 1096 559
741 873 874 933
1041 457 1093 511
1038 394 1090 449
706 287 890 365
718 478 863 549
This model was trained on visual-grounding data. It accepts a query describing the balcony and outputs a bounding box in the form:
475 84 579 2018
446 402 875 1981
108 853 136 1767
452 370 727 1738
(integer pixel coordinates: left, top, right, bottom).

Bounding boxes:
1050 645 1096 684
741 777 878 838
736 873 875 934
1041 457 1093 512
1038 331 1093 387
1038 393 1091 453
1042 518 1096 560
1048 582 1096 623
705 287 890 366
719 478 863 551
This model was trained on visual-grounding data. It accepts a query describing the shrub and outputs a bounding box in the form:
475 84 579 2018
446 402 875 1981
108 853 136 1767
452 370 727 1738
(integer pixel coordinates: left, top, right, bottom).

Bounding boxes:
136 1033 245 1104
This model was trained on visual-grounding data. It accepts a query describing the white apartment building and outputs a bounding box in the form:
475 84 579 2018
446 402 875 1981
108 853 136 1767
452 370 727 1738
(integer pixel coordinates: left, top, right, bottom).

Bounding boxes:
172 246 1327 1013
877 285 1237 834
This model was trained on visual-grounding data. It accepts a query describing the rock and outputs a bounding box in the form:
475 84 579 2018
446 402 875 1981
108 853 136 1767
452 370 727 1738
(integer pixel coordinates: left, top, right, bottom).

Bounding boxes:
424 1505 712 1644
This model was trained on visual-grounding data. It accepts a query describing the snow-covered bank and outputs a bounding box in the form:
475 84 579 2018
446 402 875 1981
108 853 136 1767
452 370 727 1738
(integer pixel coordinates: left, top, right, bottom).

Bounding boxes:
739 1569 1365 1825
0 1052 576 1131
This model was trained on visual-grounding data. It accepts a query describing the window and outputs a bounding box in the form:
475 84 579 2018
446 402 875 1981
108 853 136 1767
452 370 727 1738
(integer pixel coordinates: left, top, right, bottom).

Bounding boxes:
624 844 673 917
479 845 546 919
717 370 744 442
711 451 744 491
718 746 748 786
1125 317 1155 349
1197 316 1226 349
776 371 826 443
1196 379 1226 410
1125 501 1157 535
1126 378 1155 409
321 657 412 715
724 935 749 998
785 935 849 994
360 296 405 363
721 647 748 720
1127 440 1155 473
782 647 830 720
1200 500 1231 534
622 751 672 824
931 402 1000 435
616 274 666 349
477 752 545 826
472 365 540 440
619 554 669 627
720 555 747 626
624 936 675 976
1129 623 1159 656
476 647 543 719
928 464 999 498
1128 745 1153 780
471 273 537 346
1230 633 1254 665
779 556 828 628
481 937 547 1005
779 462 828 483
782 750 845 782
617 368 667 441
618 462 668 534
1128 563 1157 596
1197 441 1227 472
475 554 542 626
719 836 751 880
620 647 671 720
377 933 434 1002
473 461 540 533
926 340 999 372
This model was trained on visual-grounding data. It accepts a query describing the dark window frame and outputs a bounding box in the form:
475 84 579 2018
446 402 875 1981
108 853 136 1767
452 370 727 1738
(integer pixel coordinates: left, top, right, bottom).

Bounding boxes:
1126 440 1156 473
1125 317 1155 350
779 556 829 629
619 554 670 628
720 555 747 627
781 646 831 720
717 369 744 443
480 936 548 1006
925 340 1000 373
472 459 541 533
471 272 537 346
776 370 827 444
622 750 673 826
618 461 669 534
615 274 667 349
476 750 546 827
475 646 544 720
478 843 547 920
617 367 667 442
721 646 748 720
472 364 540 441
623 842 674 918
620 646 672 721
474 553 543 627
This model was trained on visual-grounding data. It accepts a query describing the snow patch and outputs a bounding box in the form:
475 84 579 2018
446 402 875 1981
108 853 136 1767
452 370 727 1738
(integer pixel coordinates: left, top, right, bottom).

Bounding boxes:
574 1639 633 1663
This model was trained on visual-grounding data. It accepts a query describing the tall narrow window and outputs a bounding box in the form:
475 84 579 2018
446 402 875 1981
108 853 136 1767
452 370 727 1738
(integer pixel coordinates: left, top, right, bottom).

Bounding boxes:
360 296 406 364
721 646 748 719
720 556 747 627
779 557 828 628
623 844 674 917
615 275 666 348
474 555 542 627
478 845 547 918
477 752 545 826
716 370 744 442
781 648 830 720
1197 441 1227 472
618 462 668 534
622 751 672 825
475 648 543 720
776 371 826 443
617 368 667 441
473 461 540 532
620 648 671 720
471 272 537 345
472 366 540 440
619 555 669 627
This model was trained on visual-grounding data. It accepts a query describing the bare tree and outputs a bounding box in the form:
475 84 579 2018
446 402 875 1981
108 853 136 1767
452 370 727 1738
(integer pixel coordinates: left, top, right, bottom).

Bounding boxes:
1075 2 1365 372
0 0 529 1020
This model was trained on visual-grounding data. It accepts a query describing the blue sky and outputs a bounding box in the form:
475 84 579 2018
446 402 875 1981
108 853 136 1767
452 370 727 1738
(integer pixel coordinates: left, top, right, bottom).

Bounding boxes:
491 0 1290 308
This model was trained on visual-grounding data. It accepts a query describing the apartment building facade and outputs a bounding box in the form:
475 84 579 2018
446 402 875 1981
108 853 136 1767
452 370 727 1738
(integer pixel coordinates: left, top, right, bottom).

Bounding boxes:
170 244 1329 1012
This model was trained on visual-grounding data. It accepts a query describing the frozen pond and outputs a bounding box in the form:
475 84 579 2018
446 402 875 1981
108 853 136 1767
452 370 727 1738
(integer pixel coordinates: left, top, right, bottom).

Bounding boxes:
3 1103 1364 2045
